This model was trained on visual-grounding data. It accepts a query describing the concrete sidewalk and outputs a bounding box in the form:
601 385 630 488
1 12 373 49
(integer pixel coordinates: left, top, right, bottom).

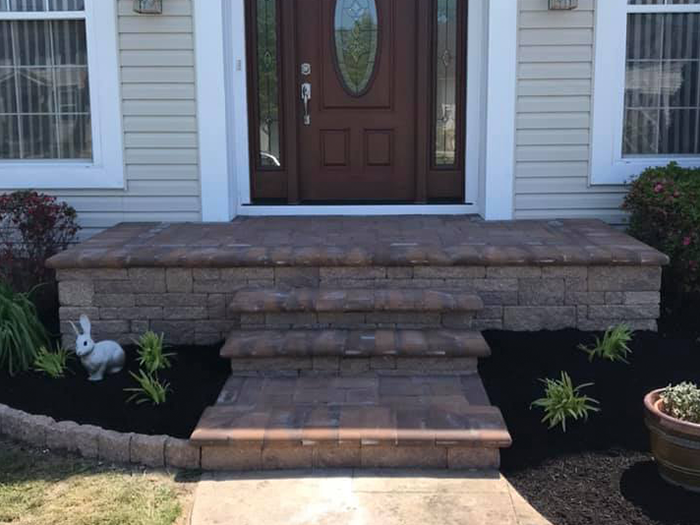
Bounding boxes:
190 470 551 525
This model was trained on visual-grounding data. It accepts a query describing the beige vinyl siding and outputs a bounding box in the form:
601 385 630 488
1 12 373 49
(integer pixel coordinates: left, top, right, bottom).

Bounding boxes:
2 0 202 239
516 0 628 225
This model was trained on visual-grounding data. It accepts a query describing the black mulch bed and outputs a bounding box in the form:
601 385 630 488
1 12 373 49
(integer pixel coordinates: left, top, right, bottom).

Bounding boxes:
481 316 700 525
0 345 230 438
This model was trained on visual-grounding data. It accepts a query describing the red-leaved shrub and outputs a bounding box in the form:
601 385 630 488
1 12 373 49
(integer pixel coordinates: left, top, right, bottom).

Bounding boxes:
0 191 80 289
622 162 700 294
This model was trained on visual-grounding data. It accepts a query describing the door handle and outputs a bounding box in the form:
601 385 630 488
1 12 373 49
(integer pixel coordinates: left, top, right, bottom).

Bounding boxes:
301 82 312 126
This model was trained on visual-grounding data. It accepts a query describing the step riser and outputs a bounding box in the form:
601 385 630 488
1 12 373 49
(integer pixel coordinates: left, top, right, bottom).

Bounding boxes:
240 312 477 331
200 445 500 471
229 357 478 376
229 289 484 316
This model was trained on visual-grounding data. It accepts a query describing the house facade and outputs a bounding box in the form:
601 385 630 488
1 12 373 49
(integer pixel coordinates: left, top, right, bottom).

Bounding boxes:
1 0 698 236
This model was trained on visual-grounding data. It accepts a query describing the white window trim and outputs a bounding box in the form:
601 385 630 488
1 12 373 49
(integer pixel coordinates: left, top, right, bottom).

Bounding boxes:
212 0 514 219
0 0 124 190
592 0 700 185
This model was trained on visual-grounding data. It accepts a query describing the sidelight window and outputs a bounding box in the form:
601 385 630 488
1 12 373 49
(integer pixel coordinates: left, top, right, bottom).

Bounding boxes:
254 0 282 168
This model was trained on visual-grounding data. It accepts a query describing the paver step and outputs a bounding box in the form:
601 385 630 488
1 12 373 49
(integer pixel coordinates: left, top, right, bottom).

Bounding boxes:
228 288 484 315
190 374 511 470
221 329 491 359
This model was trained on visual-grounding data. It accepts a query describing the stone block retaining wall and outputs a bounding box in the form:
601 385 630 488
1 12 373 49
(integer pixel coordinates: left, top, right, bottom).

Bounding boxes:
56 265 663 347
0 404 201 470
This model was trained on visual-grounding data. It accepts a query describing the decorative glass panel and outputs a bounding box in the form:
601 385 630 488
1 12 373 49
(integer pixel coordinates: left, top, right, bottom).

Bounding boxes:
624 11 700 155
333 0 379 96
255 0 281 168
0 19 91 160
434 0 458 166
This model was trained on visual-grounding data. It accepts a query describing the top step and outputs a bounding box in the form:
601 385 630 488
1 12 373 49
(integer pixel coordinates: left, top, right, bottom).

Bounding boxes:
229 288 484 314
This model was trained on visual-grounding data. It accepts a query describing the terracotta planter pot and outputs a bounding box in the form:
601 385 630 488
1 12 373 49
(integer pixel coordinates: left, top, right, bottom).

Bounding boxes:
644 389 700 492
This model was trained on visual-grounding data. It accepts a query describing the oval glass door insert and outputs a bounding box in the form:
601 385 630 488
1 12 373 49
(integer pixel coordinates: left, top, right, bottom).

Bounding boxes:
333 0 379 96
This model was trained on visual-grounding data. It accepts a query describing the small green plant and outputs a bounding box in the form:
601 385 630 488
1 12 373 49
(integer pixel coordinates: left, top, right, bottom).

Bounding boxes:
125 370 171 406
578 324 634 363
532 372 600 432
660 382 700 424
134 331 174 374
0 281 49 376
33 345 73 379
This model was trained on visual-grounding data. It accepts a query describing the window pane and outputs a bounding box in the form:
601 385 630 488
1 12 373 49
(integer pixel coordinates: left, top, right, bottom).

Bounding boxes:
0 0 84 10
58 113 90 159
5 0 46 11
47 0 84 10
0 115 20 158
0 18 91 161
434 0 458 167
623 12 700 156
255 0 282 168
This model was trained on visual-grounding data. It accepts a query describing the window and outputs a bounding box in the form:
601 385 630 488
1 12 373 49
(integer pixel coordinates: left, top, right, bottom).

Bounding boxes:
592 1 700 184
0 0 123 189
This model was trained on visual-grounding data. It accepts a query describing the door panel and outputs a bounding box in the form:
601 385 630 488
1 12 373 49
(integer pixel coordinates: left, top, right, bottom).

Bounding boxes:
297 0 418 201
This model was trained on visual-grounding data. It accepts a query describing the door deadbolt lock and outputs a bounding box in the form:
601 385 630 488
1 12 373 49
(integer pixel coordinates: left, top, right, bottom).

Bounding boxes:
301 63 312 76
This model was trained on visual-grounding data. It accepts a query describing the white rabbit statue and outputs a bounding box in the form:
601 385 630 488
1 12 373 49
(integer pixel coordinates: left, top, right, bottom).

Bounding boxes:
70 314 126 382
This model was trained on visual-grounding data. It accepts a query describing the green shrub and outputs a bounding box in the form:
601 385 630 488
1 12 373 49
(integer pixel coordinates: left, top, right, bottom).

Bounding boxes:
660 382 700 424
33 345 73 379
578 324 634 363
0 281 49 376
134 331 174 374
531 372 600 432
622 162 700 293
125 371 171 406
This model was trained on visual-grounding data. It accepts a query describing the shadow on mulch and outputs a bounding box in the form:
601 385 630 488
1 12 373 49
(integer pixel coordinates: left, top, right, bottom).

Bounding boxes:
0 344 230 438
480 298 700 525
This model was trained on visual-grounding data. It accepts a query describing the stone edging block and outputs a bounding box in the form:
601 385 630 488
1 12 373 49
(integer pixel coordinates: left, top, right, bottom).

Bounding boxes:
0 403 202 470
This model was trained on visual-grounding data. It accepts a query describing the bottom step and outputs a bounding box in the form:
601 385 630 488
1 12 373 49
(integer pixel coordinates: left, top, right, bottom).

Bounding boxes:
191 374 511 471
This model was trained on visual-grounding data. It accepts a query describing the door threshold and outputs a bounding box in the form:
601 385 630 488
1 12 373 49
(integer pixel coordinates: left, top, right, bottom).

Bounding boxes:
237 203 479 216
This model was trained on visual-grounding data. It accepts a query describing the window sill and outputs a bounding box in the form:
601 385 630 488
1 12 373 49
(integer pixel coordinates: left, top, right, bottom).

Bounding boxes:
591 157 700 185
0 163 124 190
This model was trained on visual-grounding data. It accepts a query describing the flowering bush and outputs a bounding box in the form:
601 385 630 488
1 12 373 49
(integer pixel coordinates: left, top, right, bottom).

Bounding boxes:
0 191 80 289
622 163 700 293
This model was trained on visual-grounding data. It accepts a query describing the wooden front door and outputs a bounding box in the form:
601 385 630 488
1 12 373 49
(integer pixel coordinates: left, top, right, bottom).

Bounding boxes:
246 0 467 204
297 0 418 202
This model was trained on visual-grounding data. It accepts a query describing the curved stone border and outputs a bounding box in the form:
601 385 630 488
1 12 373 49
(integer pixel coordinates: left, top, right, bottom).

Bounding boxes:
0 403 201 470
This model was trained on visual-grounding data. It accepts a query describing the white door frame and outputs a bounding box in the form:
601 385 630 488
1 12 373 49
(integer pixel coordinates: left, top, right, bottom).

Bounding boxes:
195 0 517 220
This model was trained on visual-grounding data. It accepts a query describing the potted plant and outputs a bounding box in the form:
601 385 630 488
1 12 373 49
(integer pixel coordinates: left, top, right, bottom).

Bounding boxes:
644 382 700 492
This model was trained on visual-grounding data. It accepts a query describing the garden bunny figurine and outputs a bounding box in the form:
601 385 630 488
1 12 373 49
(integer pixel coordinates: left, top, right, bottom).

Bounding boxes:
70 314 126 382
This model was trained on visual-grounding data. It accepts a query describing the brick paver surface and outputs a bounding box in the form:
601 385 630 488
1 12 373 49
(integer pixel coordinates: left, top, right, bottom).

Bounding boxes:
191 375 510 448
47 217 668 268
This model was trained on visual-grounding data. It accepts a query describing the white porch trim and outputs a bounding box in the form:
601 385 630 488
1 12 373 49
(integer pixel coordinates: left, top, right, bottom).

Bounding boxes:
198 0 517 220
482 0 517 220
193 0 234 221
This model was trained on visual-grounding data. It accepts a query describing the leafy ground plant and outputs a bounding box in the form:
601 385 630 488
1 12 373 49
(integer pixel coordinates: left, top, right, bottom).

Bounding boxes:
135 331 175 373
531 372 600 432
33 345 73 379
0 281 49 376
0 438 192 525
126 370 172 406
660 382 700 424
578 324 634 363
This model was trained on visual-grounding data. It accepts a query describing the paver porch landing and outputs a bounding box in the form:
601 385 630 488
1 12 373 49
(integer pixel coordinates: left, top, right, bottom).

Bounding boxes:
47 216 667 470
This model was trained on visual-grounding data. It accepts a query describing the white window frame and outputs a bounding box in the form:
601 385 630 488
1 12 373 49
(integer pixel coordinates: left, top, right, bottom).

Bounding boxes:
592 0 700 185
0 0 124 189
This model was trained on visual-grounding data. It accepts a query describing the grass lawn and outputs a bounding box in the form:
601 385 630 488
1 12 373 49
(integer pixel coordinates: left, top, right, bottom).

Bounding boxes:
0 438 198 525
